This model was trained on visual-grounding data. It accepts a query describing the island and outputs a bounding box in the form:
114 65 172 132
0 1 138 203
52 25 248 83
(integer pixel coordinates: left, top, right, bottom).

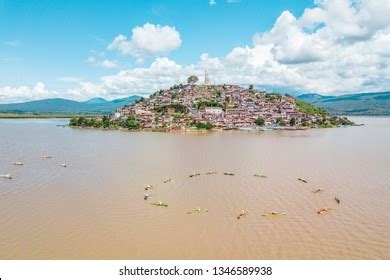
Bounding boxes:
69 78 354 131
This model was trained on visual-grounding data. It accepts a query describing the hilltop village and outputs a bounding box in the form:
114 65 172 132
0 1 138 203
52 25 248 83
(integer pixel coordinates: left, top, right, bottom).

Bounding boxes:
70 76 353 131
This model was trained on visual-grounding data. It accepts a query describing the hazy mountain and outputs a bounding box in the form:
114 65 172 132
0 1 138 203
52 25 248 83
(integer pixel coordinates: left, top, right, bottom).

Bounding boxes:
297 92 390 116
0 95 141 115
83 97 108 104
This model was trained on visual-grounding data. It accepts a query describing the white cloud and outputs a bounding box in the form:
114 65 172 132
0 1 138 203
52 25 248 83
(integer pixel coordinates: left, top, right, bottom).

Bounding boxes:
86 56 119 68
108 23 182 62
101 59 119 69
0 82 57 103
208 0 240 5
68 57 189 98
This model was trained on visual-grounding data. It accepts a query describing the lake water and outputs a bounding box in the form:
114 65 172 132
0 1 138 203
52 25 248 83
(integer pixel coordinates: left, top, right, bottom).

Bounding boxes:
0 117 389 259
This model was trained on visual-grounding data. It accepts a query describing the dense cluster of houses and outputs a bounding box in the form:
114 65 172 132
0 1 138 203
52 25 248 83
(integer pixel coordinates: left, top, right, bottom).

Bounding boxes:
112 84 324 130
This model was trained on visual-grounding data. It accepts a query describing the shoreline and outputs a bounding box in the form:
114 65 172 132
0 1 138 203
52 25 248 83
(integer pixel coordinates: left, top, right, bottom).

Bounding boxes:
68 124 353 133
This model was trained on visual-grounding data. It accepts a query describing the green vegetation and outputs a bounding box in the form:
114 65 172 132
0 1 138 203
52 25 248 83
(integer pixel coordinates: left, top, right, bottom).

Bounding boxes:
213 89 222 98
196 100 224 110
155 104 189 114
265 93 282 103
316 118 333 128
295 100 329 115
289 117 296 126
190 121 214 130
276 117 286 126
187 75 199 84
70 115 140 130
255 117 265 126
122 116 140 129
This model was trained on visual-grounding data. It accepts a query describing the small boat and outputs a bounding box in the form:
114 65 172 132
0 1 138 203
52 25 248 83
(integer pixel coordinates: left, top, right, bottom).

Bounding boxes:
223 172 235 176
187 207 208 214
335 196 341 204
261 211 287 217
150 201 168 207
42 155 52 159
13 161 24 166
59 163 67 168
205 171 217 175
237 210 248 219
317 207 331 214
163 177 173 183
298 178 308 183
144 194 149 200
144 184 152 191
254 174 267 178
189 173 201 178
313 188 324 193
1 174 12 179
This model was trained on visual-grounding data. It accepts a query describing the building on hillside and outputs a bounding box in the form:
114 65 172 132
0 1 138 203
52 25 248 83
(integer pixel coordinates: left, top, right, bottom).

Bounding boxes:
205 107 223 115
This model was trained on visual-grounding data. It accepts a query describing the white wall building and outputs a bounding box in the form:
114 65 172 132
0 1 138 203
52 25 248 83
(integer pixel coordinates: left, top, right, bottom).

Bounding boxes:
205 107 223 115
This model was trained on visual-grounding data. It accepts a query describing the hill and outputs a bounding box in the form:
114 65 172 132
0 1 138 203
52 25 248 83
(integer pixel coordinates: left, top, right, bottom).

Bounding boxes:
297 92 390 116
0 95 141 115
70 84 353 131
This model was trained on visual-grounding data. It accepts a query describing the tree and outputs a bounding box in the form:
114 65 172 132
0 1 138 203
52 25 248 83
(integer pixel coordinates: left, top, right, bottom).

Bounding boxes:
77 117 86 126
248 84 254 90
255 117 265 126
102 115 111 128
187 75 199 84
69 117 78 126
289 117 296 126
193 121 214 130
276 117 286 126
124 116 140 129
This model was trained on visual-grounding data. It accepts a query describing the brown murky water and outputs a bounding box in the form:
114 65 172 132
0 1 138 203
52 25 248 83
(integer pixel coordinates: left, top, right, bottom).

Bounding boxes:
0 117 389 259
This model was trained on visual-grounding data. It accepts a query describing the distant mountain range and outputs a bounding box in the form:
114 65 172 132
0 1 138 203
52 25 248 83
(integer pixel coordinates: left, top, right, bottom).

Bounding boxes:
297 91 390 116
1 90 389 116
0 95 141 115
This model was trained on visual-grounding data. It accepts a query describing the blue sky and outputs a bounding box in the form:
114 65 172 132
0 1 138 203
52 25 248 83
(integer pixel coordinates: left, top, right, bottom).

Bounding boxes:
1 0 389 102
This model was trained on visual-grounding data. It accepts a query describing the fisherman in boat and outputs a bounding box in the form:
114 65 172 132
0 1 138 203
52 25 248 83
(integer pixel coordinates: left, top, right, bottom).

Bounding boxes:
262 211 286 217
317 207 331 214
1 174 12 179
237 210 248 219
164 177 173 183
298 178 308 183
